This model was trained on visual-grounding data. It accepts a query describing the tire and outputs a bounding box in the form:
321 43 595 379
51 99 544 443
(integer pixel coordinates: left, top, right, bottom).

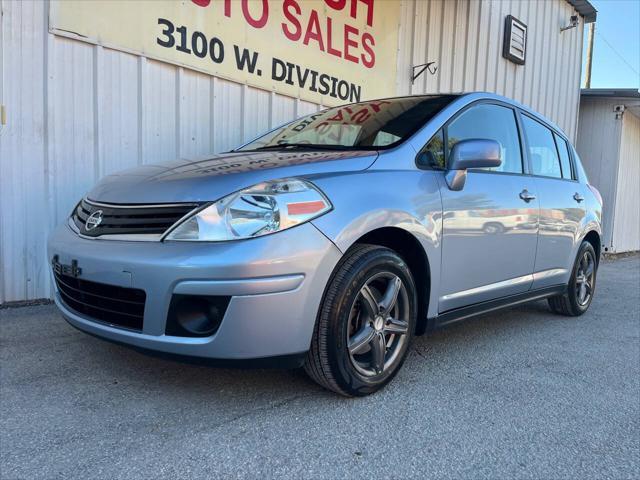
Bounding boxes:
483 222 504 234
304 244 417 397
548 241 598 316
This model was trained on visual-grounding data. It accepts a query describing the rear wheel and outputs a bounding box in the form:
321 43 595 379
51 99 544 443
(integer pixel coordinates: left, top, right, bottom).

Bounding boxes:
483 222 504 234
304 245 417 396
548 241 598 316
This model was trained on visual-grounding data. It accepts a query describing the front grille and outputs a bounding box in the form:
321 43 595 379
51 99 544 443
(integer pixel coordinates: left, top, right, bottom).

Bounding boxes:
54 272 146 331
72 198 198 237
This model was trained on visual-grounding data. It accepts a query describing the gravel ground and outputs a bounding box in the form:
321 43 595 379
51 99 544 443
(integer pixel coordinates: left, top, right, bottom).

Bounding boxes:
1 255 638 480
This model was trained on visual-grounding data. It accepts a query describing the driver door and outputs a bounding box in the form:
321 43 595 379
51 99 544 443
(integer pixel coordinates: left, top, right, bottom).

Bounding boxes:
437 103 539 312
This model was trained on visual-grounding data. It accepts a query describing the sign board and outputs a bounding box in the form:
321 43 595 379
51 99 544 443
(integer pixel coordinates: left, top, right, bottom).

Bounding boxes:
49 0 400 106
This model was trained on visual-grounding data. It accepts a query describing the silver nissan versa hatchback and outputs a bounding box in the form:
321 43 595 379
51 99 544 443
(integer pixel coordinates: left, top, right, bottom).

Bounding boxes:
49 92 603 396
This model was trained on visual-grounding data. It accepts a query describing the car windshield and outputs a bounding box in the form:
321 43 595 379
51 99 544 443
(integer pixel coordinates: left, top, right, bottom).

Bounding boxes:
237 95 458 152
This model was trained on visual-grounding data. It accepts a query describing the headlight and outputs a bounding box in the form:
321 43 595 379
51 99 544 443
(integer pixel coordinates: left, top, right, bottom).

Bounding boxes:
165 178 331 241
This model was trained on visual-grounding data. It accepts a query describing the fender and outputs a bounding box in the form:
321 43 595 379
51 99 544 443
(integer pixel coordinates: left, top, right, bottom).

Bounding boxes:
310 168 443 319
575 184 603 260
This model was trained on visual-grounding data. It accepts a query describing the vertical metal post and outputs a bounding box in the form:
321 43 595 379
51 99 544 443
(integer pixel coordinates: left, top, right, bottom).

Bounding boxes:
584 22 595 88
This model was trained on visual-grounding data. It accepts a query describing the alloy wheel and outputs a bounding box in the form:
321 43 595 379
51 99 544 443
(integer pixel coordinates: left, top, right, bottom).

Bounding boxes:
346 272 410 377
575 250 595 306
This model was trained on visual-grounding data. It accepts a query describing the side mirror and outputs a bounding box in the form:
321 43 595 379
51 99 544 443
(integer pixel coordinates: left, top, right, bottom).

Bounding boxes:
445 139 502 191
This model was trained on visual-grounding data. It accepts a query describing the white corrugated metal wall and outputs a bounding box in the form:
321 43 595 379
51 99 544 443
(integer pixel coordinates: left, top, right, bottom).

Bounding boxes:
395 0 584 140
613 109 640 253
575 97 622 250
576 97 640 253
0 0 586 303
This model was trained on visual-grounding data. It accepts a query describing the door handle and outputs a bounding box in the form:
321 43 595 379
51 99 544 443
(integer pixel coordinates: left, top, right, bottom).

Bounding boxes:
573 192 584 203
519 189 536 203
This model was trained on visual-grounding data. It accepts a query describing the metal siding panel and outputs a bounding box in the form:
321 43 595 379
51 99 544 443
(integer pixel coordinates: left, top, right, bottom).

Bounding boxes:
425 0 443 94
527 0 545 112
567 14 581 140
397 0 417 96
437 1 455 93
451 0 469 93
613 112 640 252
270 94 296 128
463 0 481 91
142 59 177 164
410 0 426 95
521 0 535 108
48 36 96 241
537 0 553 115
394 0 584 137
242 86 271 144
484 0 501 93
568 7 584 141
543 1 559 117
298 100 320 116
211 77 243 153
179 69 213 159
556 4 572 134
510 0 526 100
576 98 622 249
494 0 510 96
474 1 490 92
0 0 48 301
97 47 139 176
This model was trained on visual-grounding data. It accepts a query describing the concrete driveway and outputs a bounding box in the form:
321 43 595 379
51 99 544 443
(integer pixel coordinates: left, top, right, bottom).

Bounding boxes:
1 255 638 479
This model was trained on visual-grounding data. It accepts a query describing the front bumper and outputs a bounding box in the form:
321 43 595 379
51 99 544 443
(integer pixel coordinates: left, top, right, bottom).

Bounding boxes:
47 223 342 361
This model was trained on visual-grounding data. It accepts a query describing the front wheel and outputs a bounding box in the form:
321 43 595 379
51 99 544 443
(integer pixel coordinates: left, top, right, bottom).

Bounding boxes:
304 244 417 396
548 241 598 316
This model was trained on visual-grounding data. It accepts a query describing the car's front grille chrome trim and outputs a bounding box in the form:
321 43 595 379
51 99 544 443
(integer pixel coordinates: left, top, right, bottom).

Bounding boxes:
69 198 200 241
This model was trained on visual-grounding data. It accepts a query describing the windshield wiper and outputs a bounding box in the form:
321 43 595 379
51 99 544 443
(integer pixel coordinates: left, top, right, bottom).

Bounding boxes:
244 143 354 152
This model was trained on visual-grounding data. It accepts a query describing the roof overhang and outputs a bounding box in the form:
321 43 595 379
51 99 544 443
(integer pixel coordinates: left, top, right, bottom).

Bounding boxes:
566 0 597 23
581 89 640 99
581 89 640 118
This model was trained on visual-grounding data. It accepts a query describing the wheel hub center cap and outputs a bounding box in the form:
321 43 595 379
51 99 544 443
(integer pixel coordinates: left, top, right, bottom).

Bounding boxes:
373 316 384 331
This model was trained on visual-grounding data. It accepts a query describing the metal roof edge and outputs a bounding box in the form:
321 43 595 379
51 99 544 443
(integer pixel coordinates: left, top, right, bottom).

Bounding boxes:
566 0 597 23
581 88 640 99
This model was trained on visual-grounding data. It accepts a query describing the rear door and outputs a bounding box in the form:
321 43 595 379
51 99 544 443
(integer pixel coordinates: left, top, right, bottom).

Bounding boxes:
520 114 585 288
438 103 539 312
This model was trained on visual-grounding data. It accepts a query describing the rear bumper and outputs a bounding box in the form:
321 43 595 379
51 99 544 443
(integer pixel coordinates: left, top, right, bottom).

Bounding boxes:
48 223 342 360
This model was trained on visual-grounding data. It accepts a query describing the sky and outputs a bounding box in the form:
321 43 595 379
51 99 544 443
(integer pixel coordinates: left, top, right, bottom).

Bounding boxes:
580 0 640 89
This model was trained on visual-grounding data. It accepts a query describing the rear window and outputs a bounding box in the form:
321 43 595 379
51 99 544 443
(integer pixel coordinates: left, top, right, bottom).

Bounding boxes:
554 133 574 180
522 115 562 178
572 146 589 183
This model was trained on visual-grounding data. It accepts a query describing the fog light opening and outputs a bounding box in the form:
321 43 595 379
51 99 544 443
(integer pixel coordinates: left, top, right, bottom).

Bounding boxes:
166 295 230 337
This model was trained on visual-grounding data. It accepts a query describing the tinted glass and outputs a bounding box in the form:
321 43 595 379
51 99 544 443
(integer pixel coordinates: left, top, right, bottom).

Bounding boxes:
421 129 446 169
446 104 523 173
572 146 589 182
238 95 457 151
522 115 562 178
554 133 573 179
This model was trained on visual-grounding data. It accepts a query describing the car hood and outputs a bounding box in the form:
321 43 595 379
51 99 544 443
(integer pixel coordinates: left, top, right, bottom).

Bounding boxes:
87 150 378 204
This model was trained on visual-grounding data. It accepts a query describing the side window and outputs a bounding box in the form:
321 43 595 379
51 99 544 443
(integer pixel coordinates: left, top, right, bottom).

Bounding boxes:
572 146 589 182
446 104 523 174
522 115 562 178
420 129 446 169
554 133 574 180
